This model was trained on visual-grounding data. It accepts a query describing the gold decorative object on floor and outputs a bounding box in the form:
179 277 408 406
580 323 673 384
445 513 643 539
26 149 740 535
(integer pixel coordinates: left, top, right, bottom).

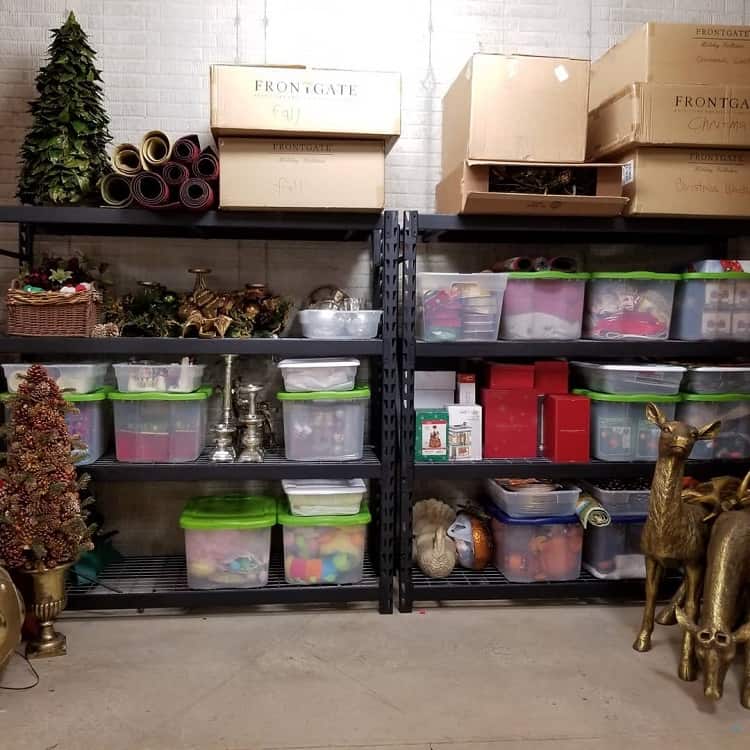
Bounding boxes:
22 562 73 659
633 403 721 683
412 499 457 578
0 566 24 671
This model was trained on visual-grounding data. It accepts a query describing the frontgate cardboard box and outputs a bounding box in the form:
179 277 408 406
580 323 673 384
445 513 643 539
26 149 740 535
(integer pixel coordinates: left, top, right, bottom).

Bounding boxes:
436 161 628 217
218 138 384 211
621 148 750 218
590 23 750 111
588 83 750 160
442 54 590 173
211 65 401 145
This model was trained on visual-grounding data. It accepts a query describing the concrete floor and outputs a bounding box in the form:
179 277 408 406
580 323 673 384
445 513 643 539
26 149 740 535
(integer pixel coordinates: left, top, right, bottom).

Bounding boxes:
1 604 750 750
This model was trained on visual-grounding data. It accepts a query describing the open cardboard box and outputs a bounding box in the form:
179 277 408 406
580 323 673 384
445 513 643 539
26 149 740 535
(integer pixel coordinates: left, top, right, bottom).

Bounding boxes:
436 160 628 216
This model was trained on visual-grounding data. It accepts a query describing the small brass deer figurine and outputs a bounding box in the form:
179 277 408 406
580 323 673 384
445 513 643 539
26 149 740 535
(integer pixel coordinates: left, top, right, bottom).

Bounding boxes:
633 403 721 683
676 498 750 708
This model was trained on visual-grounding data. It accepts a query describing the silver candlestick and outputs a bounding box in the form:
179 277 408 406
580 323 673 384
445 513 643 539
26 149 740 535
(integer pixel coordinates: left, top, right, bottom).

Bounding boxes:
209 354 237 462
235 383 264 463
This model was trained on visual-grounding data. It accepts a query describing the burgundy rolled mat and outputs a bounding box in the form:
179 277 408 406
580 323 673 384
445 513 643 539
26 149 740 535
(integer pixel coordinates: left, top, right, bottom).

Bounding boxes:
172 134 201 165
162 161 190 187
132 171 174 209
192 146 219 182
179 178 215 211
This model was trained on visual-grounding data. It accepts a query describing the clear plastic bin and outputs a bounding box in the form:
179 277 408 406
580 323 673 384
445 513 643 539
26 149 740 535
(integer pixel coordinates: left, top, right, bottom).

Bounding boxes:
279 503 370 585
573 389 679 461
277 358 360 393
277 387 369 461
676 394 750 459
113 361 205 393
487 505 582 582
571 362 685 395
417 272 508 341
683 366 750 395
486 479 581 518
583 513 646 580
298 310 382 339
583 272 678 340
180 495 276 589
281 478 367 516
579 478 651 515
2 362 108 394
501 272 588 340
109 387 211 463
671 272 750 341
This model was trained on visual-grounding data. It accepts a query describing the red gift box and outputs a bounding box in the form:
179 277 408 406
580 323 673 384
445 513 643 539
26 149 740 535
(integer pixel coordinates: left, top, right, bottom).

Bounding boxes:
542 394 590 462
534 360 569 395
485 364 535 390
481 388 539 458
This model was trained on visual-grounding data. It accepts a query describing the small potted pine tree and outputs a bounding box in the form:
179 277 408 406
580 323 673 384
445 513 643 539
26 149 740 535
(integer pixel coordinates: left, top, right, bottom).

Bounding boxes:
0 365 94 657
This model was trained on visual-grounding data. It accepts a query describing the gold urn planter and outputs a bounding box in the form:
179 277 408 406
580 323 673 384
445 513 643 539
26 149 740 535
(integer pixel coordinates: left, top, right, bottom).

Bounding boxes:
22 561 73 659
0 567 25 671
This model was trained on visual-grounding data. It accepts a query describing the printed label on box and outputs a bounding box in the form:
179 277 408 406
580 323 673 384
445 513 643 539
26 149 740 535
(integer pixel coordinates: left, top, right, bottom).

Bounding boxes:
621 160 634 185
422 420 447 456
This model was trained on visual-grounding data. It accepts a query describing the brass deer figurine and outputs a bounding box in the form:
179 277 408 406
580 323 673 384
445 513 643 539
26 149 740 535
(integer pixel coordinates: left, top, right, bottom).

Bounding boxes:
633 403 721 683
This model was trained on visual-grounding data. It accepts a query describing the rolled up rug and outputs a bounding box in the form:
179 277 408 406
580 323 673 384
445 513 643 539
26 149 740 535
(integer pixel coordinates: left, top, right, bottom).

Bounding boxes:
112 143 142 176
179 177 215 211
100 172 133 207
575 496 611 529
162 161 190 188
141 130 172 170
172 134 201 165
192 146 219 182
132 170 172 208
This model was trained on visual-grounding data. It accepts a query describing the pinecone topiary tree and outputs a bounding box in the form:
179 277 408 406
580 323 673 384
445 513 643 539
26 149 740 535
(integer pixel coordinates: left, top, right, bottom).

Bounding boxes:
0 365 94 571
17 11 112 205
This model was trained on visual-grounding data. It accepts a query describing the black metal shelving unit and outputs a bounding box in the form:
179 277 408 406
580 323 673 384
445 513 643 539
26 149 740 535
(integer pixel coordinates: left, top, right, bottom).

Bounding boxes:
398 210 750 613
0 206 399 614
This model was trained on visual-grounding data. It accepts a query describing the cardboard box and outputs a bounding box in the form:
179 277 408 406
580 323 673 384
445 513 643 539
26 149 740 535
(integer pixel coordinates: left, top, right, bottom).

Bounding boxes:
414 389 455 409
588 83 750 160
218 137 384 212
447 405 482 461
211 65 401 145
436 161 628 216
414 371 456 390
415 409 449 463
486 364 535 391
456 373 476 405
590 23 750 111
442 54 590 173
621 147 750 218
481 389 539 459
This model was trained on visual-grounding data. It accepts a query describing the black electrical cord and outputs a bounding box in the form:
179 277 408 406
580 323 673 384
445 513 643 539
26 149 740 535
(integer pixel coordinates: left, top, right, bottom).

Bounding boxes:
0 650 40 691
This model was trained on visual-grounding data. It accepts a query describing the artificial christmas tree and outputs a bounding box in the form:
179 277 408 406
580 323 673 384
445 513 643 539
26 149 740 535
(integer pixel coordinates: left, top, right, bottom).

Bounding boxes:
17 11 111 205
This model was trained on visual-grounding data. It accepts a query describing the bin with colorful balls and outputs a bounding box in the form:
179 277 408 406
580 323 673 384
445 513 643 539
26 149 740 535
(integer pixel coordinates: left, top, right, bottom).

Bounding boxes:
180 495 276 589
278 502 370 585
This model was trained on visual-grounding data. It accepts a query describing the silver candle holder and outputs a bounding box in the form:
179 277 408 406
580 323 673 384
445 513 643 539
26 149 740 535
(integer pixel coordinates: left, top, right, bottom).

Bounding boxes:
235 382 264 463
209 354 237 462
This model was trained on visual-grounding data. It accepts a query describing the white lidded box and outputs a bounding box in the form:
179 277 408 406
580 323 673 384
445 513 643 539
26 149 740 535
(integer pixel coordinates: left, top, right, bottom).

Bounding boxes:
677 394 750 460
571 362 685 395
583 512 647 580
2 362 108 394
277 387 369 461
281 478 366 516
487 479 581 518
683 366 750 395
297 309 382 339
277 358 359 393
113 360 206 393
671 273 750 341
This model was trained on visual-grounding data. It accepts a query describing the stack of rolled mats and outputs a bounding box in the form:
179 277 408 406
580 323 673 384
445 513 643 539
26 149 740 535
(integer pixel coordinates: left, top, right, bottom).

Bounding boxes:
100 131 219 212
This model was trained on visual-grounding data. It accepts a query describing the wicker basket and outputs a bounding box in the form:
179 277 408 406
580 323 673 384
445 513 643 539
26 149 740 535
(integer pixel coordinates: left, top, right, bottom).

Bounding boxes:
6 282 102 337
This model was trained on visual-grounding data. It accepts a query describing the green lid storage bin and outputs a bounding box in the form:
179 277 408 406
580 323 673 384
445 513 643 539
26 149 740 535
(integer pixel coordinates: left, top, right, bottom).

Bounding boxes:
573 390 680 462
180 495 277 589
677 394 750 460
278 503 371 585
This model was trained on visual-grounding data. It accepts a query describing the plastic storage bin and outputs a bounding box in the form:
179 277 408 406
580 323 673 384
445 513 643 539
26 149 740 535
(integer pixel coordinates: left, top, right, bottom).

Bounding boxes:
281 478 367 516
573 390 679 461
2 362 108 394
113 361 205 393
500 272 589 340
583 512 646 580
417 272 508 342
671 272 750 341
277 387 369 461
571 362 686 395
676 394 750 459
682 366 750 395
277 358 359 393
180 495 276 589
579 478 651 515
583 272 678 340
487 505 582 582
297 310 382 339
279 502 370 585
487 479 581 518
109 387 211 463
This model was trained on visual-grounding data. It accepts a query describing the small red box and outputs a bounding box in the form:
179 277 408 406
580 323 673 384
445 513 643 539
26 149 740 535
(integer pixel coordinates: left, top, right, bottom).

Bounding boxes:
485 364 534 390
481 388 539 458
534 361 569 395
543 394 590 462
